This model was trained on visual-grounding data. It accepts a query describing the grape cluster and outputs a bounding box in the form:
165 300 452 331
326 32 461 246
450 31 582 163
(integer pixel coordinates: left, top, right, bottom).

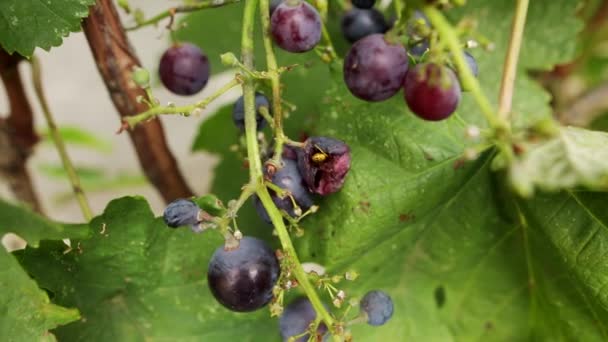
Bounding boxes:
341 10 479 121
253 136 352 225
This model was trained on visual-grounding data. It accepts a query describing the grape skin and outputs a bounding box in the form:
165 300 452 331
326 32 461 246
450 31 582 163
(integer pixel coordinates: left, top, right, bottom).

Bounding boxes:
158 43 210 96
271 1 322 53
343 34 409 102
279 297 328 342
403 63 462 121
232 92 270 131
360 290 394 326
162 198 199 228
207 237 280 312
341 8 389 43
254 159 313 224
352 0 376 9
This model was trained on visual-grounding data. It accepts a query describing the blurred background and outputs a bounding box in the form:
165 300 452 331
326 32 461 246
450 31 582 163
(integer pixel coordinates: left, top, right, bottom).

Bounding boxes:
0 0 243 225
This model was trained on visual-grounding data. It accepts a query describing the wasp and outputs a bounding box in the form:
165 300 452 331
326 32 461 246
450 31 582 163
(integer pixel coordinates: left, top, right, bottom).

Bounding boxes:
311 145 329 163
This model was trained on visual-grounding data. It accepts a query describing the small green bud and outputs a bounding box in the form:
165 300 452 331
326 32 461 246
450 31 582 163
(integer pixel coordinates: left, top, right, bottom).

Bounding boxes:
220 52 239 66
117 0 131 13
132 67 150 87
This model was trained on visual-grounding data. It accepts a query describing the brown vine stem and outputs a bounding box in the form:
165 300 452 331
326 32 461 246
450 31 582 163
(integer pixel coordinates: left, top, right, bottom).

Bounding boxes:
125 0 242 31
83 0 194 202
0 50 43 213
30 57 93 221
498 0 529 121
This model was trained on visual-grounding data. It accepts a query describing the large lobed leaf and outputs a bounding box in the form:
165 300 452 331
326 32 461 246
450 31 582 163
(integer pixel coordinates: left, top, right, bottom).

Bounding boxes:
18 197 275 341
0 200 87 341
0 0 95 57
510 126 608 197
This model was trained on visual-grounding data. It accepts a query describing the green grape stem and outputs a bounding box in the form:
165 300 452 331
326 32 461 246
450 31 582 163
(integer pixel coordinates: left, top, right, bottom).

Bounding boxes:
125 0 242 31
30 57 93 222
243 0 339 339
423 6 504 130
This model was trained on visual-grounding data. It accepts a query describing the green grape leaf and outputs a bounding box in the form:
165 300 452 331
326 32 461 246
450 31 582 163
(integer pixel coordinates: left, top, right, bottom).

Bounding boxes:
0 0 95 57
0 199 86 340
17 197 276 341
39 126 113 154
509 127 608 197
0 199 90 247
1 249 80 341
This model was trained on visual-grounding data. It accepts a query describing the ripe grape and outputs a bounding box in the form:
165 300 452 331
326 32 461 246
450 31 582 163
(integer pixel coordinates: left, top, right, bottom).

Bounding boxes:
341 8 389 43
352 0 376 9
254 158 313 224
159 43 210 96
163 198 199 228
360 290 394 326
271 1 322 53
207 237 280 312
279 297 328 342
232 92 270 131
403 63 461 121
343 34 409 101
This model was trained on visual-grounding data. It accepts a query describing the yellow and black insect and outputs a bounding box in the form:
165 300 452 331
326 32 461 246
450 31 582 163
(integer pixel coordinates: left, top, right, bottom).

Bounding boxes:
311 145 329 163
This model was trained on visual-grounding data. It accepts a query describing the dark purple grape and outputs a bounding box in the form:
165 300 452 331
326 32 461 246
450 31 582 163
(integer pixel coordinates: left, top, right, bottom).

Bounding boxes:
352 0 375 9
270 0 283 14
271 1 322 53
159 43 210 96
403 63 461 121
360 290 394 326
208 237 280 312
297 137 351 195
341 8 389 43
462 51 479 77
232 92 270 131
343 34 409 101
279 297 328 342
163 198 199 228
452 51 478 91
409 40 429 58
407 10 430 59
254 158 313 224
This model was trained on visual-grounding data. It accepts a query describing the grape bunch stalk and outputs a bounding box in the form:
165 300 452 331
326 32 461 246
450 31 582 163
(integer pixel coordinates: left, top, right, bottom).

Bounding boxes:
118 0 527 340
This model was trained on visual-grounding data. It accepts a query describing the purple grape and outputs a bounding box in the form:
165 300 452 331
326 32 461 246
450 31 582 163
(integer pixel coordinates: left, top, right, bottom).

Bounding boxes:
232 92 270 131
463 51 479 77
163 198 199 228
341 8 389 43
159 43 210 96
409 40 429 58
360 290 394 326
271 1 322 53
343 34 409 101
352 0 376 9
279 297 328 342
254 158 313 224
403 63 461 121
270 0 283 14
207 237 280 312
297 136 351 195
